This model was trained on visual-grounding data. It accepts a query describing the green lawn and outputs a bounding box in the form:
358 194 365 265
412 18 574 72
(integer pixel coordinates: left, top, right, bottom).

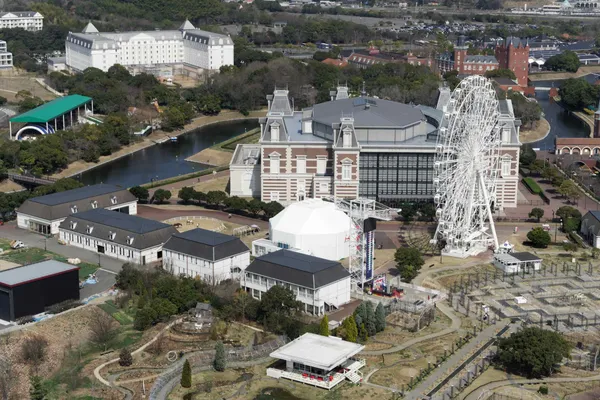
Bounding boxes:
98 300 134 326
217 128 261 151
0 247 98 279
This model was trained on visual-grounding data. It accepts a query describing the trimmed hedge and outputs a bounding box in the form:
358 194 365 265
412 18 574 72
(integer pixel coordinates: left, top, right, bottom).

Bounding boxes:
523 177 542 194
568 231 586 248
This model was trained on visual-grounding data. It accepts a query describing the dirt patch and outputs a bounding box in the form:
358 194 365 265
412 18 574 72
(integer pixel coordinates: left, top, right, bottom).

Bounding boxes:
0 179 25 192
0 259 20 271
529 65 600 81
0 75 57 102
193 175 230 194
163 216 233 233
187 147 232 167
519 118 550 144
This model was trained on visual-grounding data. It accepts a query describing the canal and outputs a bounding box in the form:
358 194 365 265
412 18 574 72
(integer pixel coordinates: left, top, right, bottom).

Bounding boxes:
78 119 258 188
530 74 599 150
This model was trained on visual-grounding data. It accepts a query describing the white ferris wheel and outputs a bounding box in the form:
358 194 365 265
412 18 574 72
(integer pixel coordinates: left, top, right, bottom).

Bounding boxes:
433 75 501 258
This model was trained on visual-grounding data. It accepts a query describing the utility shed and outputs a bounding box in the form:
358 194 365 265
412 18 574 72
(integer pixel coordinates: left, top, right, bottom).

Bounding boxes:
0 260 80 321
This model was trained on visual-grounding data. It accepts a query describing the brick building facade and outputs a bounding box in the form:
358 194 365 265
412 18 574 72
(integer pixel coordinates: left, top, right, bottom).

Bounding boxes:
495 37 530 87
230 86 521 210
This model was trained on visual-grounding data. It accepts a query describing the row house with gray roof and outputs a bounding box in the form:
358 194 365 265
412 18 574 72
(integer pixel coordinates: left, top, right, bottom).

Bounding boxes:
0 11 43 31
242 250 351 316
58 208 177 265
162 228 250 284
17 184 137 235
65 20 233 73
230 84 521 210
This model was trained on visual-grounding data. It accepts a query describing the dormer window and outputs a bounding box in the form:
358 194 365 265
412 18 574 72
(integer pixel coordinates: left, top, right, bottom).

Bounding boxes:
86 225 94 234
111 196 118 205
91 200 98 209
270 123 280 142
343 129 352 148
69 221 77 229
126 236 134 245
71 205 78 213
109 231 116 240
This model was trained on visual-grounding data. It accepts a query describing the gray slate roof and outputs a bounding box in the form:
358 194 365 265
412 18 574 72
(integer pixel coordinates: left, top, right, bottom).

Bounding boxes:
0 11 41 18
17 184 136 221
0 260 78 288
464 55 498 63
60 209 177 250
309 97 424 129
163 228 249 261
245 250 350 289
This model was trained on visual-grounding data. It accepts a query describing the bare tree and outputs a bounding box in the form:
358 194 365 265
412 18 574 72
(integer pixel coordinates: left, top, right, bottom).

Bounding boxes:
0 355 14 400
89 308 118 351
21 335 48 372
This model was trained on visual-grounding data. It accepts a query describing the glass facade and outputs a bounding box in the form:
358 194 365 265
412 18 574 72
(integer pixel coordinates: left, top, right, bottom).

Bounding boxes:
359 152 435 206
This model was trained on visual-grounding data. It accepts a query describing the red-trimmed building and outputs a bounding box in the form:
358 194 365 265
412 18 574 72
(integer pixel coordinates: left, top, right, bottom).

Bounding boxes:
347 48 432 69
436 36 530 87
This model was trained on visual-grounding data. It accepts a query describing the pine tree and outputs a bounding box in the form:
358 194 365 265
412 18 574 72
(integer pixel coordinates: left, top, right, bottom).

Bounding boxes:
375 303 386 333
365 301 377 336
359 323 368 342
180 359 192 388
119 348 133 367
29 375 47 400
354 302 366 324
319 315 330 336
344 315 358 342
214 341 226 372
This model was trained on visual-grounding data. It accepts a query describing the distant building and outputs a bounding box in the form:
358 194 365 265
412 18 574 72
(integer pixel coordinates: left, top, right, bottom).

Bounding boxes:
0 40 12 69
495 37 530 87
59 209 177 265
242 249 351 315
162 228 250 284
65 20 234 74
493 252 542 274
17 184 137 235
437 36 529 87
0 11 43 31
47 56 66 72
322 58 348 67
0 260 79 321
348 48 432 69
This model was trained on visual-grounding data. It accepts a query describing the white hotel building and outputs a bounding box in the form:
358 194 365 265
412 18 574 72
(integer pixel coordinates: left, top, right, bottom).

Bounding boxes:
0 12 43 31
65 20 234 73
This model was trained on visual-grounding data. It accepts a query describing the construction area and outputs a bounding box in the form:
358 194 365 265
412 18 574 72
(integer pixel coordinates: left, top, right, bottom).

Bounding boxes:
448 261 600 334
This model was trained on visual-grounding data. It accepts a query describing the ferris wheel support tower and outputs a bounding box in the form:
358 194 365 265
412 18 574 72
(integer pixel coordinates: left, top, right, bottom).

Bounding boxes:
327 197 398 290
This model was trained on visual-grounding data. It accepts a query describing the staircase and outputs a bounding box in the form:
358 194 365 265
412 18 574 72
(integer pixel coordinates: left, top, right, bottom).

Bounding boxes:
345 370 363 384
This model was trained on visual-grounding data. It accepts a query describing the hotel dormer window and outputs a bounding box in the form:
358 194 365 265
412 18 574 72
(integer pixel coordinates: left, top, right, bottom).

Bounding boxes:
270 123 280 142
111 196 118 205
91 200 98 209
69 221 77 229
86 225 94 234
71 205 78 213
109 231 116 240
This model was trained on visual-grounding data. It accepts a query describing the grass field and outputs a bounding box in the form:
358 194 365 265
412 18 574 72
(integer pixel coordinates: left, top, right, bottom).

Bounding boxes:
98 300 134 326
220 128 261 151
0 75 57 102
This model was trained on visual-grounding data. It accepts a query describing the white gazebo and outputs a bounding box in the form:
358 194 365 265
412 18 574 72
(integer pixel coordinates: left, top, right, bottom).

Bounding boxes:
267 333 365 389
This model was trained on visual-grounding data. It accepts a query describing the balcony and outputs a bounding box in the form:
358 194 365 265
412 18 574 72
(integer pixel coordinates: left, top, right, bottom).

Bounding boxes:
266 357 366 390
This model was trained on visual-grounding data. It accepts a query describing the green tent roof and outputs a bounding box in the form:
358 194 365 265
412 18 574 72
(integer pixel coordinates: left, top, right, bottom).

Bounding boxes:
10 95 92 124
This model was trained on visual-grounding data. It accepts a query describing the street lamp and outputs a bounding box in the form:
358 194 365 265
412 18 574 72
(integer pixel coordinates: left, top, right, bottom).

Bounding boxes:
555 218 562 243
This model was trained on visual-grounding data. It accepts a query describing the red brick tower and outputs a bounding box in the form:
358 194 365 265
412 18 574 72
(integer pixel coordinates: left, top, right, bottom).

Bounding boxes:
453 35 468 74
495 37 530 87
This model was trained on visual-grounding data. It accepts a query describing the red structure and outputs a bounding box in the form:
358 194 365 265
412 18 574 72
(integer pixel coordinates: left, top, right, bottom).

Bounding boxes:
495 37 530 87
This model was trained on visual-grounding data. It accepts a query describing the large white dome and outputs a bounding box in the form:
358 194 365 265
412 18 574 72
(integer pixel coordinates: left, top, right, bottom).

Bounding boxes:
269 199 351 261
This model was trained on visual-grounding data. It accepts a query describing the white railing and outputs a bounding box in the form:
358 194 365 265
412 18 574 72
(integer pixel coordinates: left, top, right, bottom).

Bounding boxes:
267 368 283 379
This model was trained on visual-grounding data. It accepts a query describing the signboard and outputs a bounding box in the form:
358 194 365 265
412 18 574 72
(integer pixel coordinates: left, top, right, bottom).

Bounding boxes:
365 231 374 281
373 274 386 290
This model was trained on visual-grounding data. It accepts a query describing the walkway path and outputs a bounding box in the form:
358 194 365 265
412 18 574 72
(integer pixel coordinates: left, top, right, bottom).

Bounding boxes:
463 374 600 400
362 302 461 357
405 322 514 400
147 170 229 199
93 318 182 386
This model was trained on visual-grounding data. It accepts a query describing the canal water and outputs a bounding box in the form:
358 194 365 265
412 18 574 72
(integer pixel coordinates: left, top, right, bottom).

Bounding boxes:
78 119 258 188
530 74 599 150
